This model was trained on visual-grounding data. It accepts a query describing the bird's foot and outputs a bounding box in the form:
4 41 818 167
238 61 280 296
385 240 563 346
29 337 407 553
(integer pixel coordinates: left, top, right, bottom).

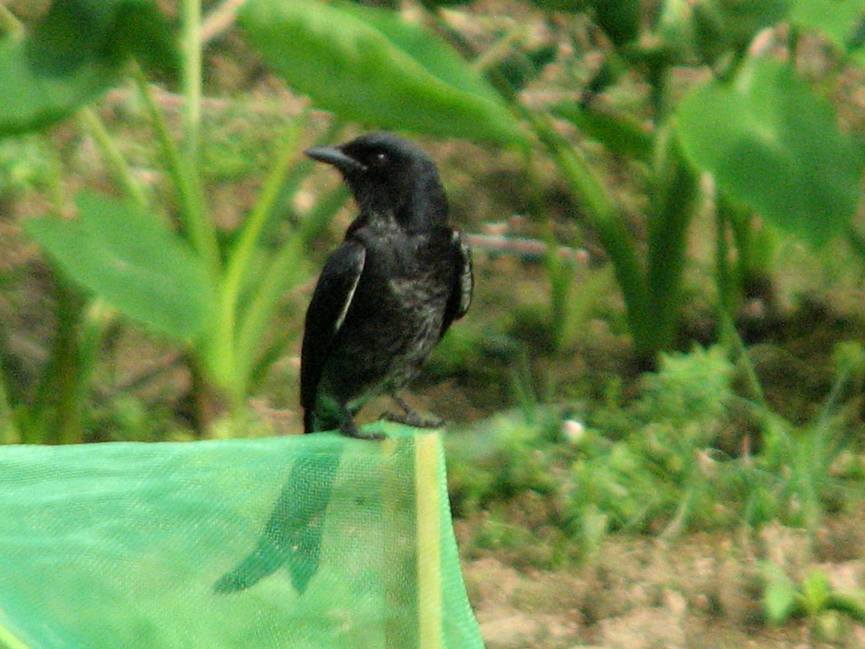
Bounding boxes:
339 419 385 441
381 407 444 429
382 395 445 429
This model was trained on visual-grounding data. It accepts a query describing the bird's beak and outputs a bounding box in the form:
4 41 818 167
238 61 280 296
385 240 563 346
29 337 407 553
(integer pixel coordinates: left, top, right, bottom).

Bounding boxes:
304 146 366 174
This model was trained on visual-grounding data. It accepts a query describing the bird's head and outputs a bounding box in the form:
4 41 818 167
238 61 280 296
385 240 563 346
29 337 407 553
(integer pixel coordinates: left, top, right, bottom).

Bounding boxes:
305 132 448 232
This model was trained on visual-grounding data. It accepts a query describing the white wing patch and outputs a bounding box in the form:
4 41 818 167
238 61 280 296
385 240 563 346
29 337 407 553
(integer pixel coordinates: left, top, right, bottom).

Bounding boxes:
334 250 365 333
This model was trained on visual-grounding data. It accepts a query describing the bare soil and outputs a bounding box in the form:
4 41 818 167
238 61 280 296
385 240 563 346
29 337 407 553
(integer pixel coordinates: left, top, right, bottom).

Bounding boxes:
463 508 865 648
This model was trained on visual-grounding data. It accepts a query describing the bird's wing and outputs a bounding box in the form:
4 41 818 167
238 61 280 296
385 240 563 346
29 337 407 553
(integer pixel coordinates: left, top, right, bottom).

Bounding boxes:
300 240 366 412
440 229 473 338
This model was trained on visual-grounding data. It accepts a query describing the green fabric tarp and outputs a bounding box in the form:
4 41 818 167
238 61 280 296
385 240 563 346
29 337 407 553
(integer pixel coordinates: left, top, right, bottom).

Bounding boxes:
0 426 484 648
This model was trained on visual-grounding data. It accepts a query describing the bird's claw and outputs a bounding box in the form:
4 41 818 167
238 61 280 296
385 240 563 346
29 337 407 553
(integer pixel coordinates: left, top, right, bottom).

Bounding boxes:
381 410 444 429
339 421 385 441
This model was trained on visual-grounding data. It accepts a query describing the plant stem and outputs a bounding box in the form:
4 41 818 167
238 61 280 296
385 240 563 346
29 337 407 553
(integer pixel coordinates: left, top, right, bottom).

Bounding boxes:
0 353 17 444
132 66 220 274
725 199 753 296
30 280 86 444
187 353 221 436
722 309 766 405
645 126 700 354
470 23 526 73
213 121 304 392
523 108 650 356
0 4 23 36
233 187 348 397
78 108 149 210
715 193 734 341
24 146 97 444
181 0 202 163
78 300 113 398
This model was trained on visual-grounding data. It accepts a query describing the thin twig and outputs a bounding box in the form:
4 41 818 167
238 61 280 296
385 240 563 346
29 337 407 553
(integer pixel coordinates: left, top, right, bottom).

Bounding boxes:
465 233 589 264
201 0 244 44
181 0 202 162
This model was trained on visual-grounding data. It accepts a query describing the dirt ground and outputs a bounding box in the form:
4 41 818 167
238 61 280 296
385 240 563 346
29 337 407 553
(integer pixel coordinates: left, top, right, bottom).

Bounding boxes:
462 508 865 649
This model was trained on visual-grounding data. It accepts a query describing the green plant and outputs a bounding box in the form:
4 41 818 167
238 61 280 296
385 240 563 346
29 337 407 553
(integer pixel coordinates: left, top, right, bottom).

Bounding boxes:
569 346 738 537
0 0 524 439
763 563 865 633
737 341 865 532
447 341 865 562
431 0 865 363
446 409 563 515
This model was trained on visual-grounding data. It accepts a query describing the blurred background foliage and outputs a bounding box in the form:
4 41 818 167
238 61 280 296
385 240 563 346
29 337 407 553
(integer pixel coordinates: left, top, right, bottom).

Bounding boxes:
2 0 865 644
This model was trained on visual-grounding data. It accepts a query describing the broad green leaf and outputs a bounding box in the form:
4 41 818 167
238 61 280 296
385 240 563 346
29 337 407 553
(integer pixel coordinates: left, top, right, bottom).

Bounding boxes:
336 2 503 105
0 39 118 136
762 561 799 625
28 0 174 65
553 103 653 160
240 0 525 144
0 0 176 135
677 58 864 246
26 192 214 340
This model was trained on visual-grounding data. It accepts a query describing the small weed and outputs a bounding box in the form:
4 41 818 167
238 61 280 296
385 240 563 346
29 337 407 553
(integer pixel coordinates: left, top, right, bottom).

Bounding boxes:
448 343 865 568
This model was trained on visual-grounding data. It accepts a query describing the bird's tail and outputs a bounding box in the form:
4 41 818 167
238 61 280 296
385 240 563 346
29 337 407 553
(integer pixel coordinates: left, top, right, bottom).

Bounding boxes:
303 408 315 434
303 408 341 434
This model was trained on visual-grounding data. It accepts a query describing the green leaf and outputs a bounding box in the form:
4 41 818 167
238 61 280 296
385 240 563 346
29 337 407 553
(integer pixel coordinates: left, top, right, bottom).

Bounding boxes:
553 103 653 160
790 0 865 58
800 569 831 617
0 39 118 136
714 0 791 50
26 192 214 340
677 58 864 246
240 0 524 144
660 0 790 58
0 0 176 136
762 561 799 625
827 590 865 623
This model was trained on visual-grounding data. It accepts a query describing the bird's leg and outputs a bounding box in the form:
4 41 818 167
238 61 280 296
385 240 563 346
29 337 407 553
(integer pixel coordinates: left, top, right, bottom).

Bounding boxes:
382 395 444 429
338 405 385 441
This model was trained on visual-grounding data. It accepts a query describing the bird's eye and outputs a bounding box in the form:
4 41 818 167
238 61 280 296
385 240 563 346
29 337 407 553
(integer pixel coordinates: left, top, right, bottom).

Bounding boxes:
372 152 388 166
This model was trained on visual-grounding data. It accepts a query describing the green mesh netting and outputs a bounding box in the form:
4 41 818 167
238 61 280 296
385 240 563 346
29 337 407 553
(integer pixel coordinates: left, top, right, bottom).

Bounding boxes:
0 425 484 649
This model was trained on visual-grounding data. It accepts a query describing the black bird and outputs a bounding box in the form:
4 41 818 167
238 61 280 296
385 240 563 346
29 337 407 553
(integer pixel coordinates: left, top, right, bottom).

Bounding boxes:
301 132 473 439
214 133 471 596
